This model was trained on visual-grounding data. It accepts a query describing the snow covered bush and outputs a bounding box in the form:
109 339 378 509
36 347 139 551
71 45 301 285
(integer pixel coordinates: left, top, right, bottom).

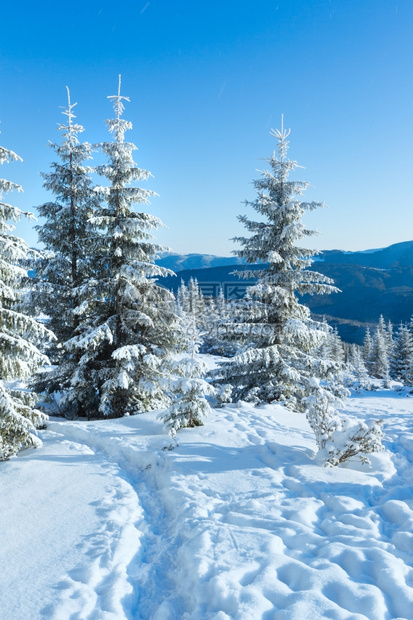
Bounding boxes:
305 383 383 466
0 135 53 459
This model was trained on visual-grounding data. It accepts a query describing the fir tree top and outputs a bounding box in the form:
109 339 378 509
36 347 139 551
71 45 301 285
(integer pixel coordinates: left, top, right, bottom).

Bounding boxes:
233 117 337 298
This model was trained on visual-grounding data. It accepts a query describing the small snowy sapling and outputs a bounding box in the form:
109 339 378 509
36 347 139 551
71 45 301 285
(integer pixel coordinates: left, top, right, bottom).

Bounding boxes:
160 315 214 435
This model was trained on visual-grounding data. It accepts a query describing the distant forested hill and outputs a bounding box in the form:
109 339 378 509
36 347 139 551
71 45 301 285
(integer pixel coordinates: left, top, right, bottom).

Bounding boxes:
156 241 413 343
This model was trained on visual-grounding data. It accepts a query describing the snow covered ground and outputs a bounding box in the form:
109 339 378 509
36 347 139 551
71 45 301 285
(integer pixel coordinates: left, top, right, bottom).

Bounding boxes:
1 371 413 618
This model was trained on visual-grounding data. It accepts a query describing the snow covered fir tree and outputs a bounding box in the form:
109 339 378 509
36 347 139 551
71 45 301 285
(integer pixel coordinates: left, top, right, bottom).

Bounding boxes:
29 89 102 414
0 85 391 466
212 118 341 406
369 315 391 386
29 88 98 350
201 287 239 357
49 76 181 418
212 118 383 465
391 323 413 383
357 314 413 387
0 134 54 459
176 277 206 331
159 313 214 435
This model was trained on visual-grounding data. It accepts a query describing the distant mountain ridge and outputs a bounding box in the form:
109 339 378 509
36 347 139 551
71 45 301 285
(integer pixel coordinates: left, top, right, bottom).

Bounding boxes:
157 240 413 272
157 253 246 272
320 240 413 268
156 241 413 344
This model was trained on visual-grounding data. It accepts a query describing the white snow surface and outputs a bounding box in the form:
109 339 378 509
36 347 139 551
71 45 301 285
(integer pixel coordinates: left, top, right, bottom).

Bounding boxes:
1 361 413 619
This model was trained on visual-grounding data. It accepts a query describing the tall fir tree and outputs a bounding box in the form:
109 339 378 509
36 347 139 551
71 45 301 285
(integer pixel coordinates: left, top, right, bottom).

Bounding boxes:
212 120 383 465
29 87 98 349
212 119 342 410
0 135 53 459
59 76 181 418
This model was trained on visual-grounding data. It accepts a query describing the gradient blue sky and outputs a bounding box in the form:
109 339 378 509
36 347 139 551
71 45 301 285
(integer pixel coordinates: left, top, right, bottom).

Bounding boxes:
1 0 412 255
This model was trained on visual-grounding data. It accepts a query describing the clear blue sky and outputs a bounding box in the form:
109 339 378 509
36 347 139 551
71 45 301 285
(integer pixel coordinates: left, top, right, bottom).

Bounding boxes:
1 0 412 255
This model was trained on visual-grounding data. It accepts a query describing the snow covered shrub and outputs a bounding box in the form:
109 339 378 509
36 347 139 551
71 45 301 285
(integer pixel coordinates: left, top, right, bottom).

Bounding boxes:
305 383 383 466
214 383 234 407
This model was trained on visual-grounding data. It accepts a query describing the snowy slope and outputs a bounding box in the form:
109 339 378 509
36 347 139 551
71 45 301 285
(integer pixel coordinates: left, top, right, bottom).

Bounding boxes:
1 373 413 618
